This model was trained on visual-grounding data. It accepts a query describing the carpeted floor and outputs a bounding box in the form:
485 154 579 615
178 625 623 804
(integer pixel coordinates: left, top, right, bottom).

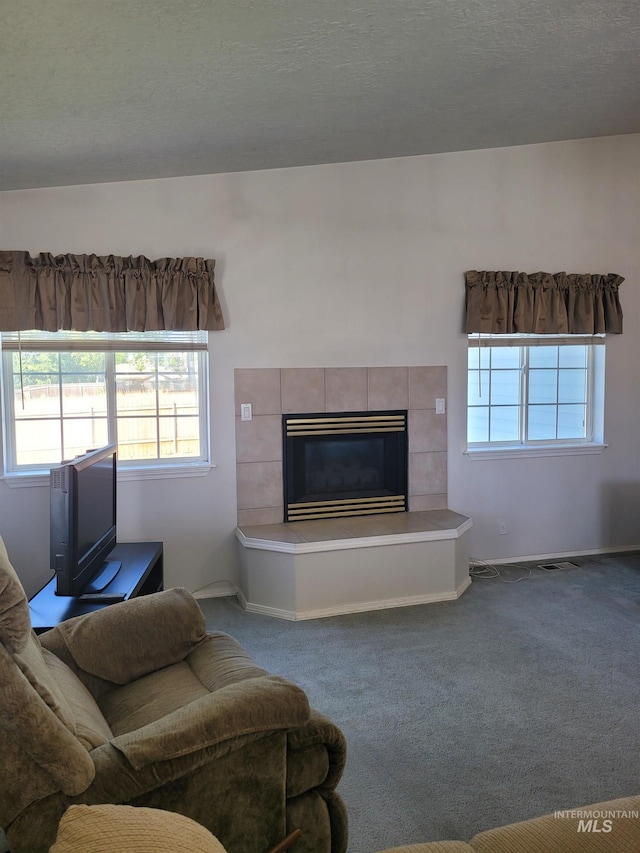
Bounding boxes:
198 551 640 852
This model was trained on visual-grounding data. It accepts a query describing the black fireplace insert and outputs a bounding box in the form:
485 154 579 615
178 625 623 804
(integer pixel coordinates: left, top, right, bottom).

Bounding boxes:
283 410 408 521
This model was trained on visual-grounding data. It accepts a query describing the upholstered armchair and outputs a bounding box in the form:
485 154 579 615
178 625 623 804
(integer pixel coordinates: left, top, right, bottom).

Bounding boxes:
0 537 347 853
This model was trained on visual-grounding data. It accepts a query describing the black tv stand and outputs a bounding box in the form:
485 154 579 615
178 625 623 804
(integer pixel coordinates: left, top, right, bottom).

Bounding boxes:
79 559 123 595
28 542 163 633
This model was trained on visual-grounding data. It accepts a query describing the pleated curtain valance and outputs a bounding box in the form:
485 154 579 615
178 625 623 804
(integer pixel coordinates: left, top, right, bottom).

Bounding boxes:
0 251 225 332
465 270 624 335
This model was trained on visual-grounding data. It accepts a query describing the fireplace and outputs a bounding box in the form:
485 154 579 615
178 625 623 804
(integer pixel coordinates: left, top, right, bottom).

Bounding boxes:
283 410 408 521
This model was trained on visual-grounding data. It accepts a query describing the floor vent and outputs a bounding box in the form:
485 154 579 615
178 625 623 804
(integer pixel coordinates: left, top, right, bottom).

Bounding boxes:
538 561 579 571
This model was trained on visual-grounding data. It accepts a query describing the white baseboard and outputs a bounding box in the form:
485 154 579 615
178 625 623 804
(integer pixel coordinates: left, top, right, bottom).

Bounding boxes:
471 544 640 567
237 587 296 620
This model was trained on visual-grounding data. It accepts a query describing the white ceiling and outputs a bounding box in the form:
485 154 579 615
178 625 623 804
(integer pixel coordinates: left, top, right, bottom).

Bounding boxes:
1 0 639 191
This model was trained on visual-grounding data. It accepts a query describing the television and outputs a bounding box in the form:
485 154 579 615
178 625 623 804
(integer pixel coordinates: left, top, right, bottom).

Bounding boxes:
50 443 120 597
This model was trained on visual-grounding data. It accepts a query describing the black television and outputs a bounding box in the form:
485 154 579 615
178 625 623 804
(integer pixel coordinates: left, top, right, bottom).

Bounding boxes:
50 443 120 597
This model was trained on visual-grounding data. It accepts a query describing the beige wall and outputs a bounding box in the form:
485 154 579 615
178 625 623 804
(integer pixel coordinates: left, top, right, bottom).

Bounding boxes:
0 134 638 596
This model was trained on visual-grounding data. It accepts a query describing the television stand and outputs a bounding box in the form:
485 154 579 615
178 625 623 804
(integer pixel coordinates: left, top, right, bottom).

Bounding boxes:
28 542 163 633
79 560 123 595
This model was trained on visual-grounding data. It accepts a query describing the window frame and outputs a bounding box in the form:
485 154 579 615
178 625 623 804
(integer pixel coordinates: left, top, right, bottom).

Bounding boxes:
0 330 212 482
466 333 606 460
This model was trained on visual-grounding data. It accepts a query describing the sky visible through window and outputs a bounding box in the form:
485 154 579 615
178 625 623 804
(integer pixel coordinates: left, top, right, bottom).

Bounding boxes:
468 344 588 444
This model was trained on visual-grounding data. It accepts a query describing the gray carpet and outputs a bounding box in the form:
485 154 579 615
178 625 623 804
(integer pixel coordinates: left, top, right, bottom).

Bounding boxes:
198 552 640 852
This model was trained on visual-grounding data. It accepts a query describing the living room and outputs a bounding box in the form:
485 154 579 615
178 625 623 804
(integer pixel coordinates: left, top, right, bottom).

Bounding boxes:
1 134 638 600
1 2 639 850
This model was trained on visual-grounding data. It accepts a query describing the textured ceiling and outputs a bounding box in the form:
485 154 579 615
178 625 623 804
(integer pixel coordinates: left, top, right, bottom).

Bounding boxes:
1 0 639 190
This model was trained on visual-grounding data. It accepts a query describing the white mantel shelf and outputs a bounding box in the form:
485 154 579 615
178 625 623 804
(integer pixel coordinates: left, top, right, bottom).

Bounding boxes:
235 510 472 620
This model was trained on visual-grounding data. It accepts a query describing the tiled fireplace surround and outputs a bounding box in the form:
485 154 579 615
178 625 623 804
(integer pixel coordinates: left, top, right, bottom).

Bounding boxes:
233 366 471 619
234 366 448 525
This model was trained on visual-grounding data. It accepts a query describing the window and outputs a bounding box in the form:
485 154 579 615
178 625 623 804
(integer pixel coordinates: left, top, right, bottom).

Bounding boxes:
467 334 605 453
1 330 209 475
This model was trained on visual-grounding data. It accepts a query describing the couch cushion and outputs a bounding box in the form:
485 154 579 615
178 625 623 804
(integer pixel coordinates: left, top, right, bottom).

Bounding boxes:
99 660 210 736
0 536 31 654
49 804 228 853
186 632 269 690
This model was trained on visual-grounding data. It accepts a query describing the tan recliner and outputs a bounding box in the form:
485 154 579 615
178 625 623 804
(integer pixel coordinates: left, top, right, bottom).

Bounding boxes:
0 537 347 853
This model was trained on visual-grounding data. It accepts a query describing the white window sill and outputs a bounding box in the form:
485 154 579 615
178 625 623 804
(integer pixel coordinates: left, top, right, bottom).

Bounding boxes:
1 462 215 488
464 443 607 461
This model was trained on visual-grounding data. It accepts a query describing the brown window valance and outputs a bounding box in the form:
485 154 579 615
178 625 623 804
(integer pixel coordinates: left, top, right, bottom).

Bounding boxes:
0 251 225 332
465 270 624 335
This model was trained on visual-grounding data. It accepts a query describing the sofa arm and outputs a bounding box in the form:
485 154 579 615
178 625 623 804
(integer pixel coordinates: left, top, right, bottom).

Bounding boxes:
471 795 640 853
40 588 208 685
111 675 310 770
287 708 347 794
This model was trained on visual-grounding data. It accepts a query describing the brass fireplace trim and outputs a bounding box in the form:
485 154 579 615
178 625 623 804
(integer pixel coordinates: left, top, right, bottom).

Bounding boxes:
285 413 405 437
287 494 406 521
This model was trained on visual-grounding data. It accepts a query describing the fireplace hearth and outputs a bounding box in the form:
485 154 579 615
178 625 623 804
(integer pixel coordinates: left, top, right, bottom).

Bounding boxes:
283 410 407 521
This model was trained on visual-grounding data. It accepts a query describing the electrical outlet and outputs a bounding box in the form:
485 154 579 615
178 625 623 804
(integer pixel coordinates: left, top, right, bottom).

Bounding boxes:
498 520 507 535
